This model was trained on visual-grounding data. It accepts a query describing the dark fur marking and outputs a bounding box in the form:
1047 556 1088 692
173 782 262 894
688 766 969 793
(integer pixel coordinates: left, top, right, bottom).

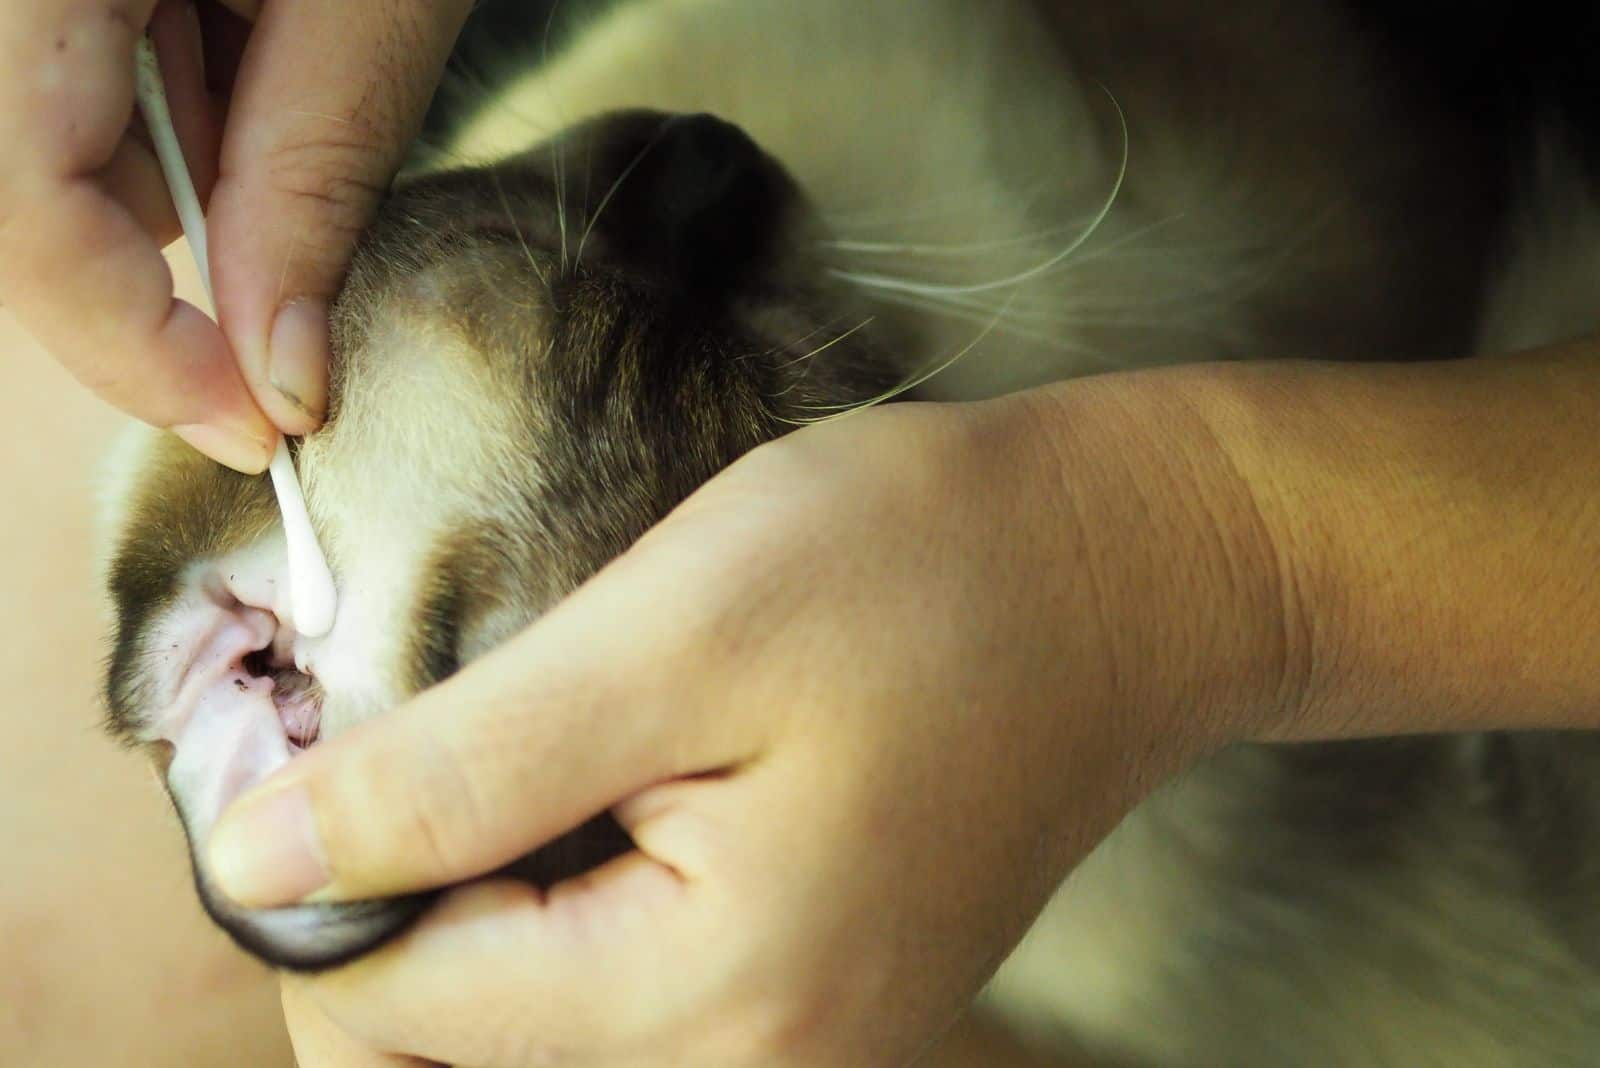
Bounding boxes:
103 439 277 742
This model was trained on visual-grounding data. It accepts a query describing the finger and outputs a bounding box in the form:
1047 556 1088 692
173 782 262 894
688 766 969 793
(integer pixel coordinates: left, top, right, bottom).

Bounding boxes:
282 979 439 1068
0 0 274 471
206 534 769 907
207 0 474 434
100 135 180 243
214 0 261 20
2 181 274 469
0 1 157 177
306 864 704 1067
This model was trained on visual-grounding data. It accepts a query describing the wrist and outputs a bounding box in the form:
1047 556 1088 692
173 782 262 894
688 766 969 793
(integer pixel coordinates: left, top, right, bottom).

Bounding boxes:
990 371 1305 768
1152 347 1600 742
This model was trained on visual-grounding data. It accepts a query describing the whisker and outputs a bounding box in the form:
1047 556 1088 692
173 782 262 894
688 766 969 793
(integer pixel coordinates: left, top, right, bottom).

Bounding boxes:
818 217 1106 258
827 88 1129 299
542 0 571 274
825 209 1188 359
581 119 595 261
781 293 1018 425
824 179 1062 230
859 287 1112 362
575 123 675 270
774 317 876 369
490 169 551 289
758 313 857 365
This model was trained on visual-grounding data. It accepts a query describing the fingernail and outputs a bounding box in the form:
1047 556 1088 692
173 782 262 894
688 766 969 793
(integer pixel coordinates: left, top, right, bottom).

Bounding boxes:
174 423 274 474
267 300 330 428
208 784 331 908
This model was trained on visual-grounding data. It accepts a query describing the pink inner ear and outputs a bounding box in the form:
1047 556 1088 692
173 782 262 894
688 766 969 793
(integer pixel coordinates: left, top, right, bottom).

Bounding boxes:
128 544 431 972
151 550 327 853
161 613 296 847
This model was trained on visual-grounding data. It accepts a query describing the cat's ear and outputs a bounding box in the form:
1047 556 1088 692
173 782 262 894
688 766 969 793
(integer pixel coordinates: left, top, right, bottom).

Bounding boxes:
580 111 802 294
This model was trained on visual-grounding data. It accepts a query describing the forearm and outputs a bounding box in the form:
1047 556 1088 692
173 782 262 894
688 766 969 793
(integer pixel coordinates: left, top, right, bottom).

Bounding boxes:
1208 341 1600 739
1031 339 1600 749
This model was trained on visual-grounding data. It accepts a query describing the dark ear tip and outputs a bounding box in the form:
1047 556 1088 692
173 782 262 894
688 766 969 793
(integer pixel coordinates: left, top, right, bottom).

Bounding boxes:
655 112 778 211
644 113 797 291
660 112 761 159
570 108 800 293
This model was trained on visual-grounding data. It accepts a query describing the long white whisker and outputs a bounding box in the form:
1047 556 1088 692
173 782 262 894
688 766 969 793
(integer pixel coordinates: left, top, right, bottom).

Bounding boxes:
782 293 1017 425
828 212 1187 348
777 314 855 356
818 216 1109 258
552 144 569 273
490 170 551 289
827 88 1129 299
860 287 1112 361
824 179 1063 230
575 124 674 269
541 0 571 273
775 317 876 369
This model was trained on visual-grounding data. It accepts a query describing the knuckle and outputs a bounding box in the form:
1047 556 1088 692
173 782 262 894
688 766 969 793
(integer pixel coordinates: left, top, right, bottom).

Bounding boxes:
358 741 489 882
412 778 486 877
99 2 148 35
67 355 128 400
709 994 830 1066
264 127 392 228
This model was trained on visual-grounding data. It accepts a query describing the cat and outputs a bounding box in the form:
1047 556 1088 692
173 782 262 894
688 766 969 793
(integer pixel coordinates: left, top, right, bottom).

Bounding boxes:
99 0 1600 1062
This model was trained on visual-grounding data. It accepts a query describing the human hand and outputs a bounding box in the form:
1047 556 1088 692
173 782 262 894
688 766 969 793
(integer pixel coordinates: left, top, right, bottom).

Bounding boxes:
203 383 1293 1066
0 0 470 472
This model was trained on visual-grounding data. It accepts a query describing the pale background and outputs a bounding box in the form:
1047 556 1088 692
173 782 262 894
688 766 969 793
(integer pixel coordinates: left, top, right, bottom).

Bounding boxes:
0 254 292 1066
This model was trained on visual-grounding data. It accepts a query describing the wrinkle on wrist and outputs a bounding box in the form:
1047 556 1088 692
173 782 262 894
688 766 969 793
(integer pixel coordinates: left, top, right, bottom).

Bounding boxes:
997 371 1307 767
1174 345 1600 742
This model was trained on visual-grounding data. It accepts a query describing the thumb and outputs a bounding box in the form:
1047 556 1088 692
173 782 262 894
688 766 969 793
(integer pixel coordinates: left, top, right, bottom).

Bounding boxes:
207 0 472 435
281 978 438 1068
203 535 769 908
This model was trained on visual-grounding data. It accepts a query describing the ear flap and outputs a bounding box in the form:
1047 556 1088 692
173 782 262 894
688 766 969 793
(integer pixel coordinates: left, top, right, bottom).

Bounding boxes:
585 111 801 294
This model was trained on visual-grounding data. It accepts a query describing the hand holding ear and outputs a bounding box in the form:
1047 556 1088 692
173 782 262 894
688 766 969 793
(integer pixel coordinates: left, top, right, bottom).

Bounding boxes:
208 382 1288 1066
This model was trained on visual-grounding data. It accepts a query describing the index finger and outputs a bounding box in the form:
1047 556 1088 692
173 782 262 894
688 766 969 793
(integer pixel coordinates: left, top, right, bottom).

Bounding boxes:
301 866 706 1067
0 2 274 470
281 979 437 1068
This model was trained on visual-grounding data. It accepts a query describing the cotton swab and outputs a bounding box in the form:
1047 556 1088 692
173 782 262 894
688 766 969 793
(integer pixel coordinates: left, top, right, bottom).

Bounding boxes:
134 37 338 639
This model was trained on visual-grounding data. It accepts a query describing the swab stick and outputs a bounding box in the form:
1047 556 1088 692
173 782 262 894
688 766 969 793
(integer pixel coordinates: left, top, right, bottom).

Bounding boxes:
134 37 338 639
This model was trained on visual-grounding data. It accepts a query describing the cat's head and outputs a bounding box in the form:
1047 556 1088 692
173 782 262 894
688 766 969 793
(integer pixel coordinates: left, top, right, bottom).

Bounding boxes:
100 110 891 970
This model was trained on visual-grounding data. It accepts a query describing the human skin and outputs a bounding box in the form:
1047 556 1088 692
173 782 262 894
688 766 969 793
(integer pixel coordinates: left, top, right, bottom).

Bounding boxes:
0 0 471 472
195 339 1600 1066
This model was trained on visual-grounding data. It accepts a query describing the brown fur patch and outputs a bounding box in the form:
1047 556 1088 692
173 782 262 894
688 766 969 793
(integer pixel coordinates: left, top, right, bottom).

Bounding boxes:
103 437 277 741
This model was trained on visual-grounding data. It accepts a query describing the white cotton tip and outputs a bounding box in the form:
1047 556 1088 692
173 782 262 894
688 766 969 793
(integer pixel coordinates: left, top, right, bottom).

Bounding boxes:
269 442 338 638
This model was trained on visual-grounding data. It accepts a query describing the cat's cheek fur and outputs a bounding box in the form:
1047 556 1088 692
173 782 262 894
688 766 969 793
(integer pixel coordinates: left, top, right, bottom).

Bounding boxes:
127 537 431 971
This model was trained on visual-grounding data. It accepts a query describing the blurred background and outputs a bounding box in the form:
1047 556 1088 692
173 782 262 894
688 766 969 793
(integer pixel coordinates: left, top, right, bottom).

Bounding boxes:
0 2 576 1064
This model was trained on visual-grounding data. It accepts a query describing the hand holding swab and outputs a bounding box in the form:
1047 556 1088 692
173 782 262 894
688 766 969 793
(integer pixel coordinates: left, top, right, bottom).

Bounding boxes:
134 37 338 639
